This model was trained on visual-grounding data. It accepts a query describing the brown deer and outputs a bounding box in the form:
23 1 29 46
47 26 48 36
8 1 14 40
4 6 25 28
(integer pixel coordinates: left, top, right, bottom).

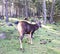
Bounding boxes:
17 20 41 50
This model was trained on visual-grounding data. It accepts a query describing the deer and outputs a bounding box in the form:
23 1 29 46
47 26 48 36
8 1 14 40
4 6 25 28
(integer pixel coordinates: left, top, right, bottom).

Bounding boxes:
17 20 42 50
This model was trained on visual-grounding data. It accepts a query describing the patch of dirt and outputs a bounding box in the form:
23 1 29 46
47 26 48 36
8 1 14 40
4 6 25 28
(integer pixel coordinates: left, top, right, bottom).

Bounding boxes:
40 39 52 44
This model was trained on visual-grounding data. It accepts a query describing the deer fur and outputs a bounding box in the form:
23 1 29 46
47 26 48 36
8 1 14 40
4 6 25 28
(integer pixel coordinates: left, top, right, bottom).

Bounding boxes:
17 20 41 49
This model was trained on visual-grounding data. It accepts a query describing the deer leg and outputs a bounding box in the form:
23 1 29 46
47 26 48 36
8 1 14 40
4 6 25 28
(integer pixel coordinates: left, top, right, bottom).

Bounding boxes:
19 35 24 49
28 33 33 44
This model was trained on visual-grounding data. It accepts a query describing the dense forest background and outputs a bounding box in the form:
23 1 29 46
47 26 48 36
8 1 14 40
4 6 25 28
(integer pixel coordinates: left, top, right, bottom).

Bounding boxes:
0 0 60 24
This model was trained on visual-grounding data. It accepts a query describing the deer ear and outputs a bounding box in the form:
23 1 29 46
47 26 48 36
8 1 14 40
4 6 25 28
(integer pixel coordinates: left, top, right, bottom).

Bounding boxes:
35 19 38 23
36 20 40 23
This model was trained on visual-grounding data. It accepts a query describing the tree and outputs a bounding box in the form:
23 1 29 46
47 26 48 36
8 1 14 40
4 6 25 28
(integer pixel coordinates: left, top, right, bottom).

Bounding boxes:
5 0 9 22
35 2 42 17
50 0 56 23
42 0 47 24
25 0 28 18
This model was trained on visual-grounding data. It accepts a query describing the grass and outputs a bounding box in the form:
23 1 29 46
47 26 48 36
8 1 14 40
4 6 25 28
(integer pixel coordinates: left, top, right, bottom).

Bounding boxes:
0 19 60 54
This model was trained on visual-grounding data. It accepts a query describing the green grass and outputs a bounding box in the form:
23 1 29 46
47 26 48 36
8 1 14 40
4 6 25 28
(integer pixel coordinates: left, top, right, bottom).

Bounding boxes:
0 20 60 54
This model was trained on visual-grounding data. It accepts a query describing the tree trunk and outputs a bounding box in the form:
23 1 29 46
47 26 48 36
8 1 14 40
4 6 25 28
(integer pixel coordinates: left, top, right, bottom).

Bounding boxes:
5 0 9 22
22 8 24 17
16 7 17 18
50 0 56 23
2 3 4 16
25 0 28 18
43 0 47 24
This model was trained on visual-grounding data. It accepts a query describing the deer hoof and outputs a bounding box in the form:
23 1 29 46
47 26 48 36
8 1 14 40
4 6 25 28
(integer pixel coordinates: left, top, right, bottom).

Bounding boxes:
20 48 23 50
20 48 25 52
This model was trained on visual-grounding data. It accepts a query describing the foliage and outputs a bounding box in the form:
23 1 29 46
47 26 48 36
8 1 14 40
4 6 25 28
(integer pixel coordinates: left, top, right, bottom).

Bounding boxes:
32 0 36 3
55 0 60 10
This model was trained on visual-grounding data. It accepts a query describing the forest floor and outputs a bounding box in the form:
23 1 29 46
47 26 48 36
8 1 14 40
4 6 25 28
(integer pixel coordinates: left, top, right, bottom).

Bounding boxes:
0 19 60 54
